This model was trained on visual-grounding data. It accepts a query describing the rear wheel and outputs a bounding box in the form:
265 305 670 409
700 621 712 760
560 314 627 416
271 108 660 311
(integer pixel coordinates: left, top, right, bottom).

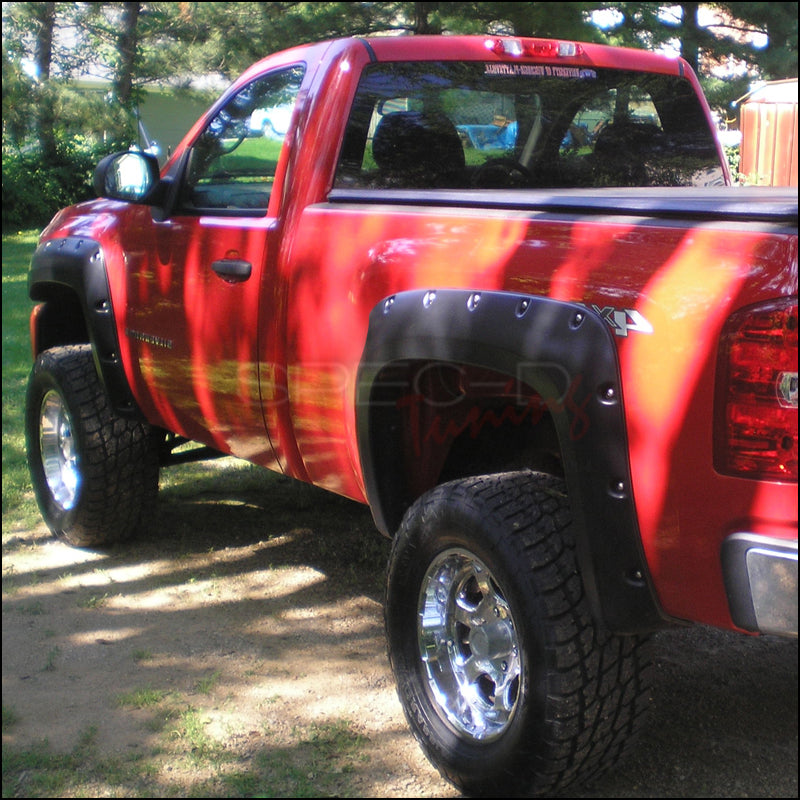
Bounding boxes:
26 345 161 547
385 471 653 797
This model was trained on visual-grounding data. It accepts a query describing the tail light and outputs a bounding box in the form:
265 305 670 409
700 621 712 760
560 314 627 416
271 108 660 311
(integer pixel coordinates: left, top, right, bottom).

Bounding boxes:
523 40 583 58
715 298 798 481
484 38 584 58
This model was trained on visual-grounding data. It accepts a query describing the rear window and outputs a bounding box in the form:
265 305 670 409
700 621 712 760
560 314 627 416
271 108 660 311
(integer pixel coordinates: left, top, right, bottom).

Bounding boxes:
334 62 724 190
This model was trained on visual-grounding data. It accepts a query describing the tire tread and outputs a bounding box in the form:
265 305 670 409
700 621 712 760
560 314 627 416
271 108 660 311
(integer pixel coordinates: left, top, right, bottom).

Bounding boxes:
26 345 159 547
386 470 652 797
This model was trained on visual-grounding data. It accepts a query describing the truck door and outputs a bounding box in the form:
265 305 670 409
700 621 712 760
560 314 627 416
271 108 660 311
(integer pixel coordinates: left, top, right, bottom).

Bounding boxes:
121 65 304 466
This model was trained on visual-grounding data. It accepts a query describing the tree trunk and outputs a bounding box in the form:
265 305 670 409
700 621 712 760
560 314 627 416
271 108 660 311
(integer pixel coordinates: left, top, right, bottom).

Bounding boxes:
32 1 57 159
115 1 140 107
678 1 702 75
412 2 441 35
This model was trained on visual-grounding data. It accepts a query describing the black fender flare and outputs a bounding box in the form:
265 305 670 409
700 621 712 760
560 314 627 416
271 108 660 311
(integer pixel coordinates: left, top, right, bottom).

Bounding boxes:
356 288 664 634
28 236 141 418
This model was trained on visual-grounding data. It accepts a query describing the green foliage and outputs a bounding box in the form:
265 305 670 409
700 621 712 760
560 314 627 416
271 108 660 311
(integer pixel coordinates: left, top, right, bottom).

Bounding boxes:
723 143 741 182
115 686 170 708
1 728 150 798
701 73 751 117
194 670 223 695
2 705 20 729
715 2 798 80
1 135 119 231
441 1 602 39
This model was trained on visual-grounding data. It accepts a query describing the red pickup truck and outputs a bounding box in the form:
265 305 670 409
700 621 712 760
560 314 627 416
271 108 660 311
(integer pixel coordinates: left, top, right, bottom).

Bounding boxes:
25 35 797 796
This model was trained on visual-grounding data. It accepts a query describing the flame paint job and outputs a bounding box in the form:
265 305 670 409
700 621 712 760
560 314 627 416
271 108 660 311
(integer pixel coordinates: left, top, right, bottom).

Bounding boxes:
35 36 797 632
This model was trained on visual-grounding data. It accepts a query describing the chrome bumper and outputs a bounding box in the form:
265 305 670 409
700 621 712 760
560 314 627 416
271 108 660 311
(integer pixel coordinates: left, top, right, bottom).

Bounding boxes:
722 533 798 637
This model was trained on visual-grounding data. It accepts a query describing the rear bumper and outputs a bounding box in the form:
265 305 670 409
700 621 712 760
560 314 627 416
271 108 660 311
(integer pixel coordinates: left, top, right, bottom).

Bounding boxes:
722 533 798 637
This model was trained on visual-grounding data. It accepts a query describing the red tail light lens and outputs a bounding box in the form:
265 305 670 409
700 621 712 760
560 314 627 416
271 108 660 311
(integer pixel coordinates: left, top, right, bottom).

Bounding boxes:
522 40 583 58
715 298 798 481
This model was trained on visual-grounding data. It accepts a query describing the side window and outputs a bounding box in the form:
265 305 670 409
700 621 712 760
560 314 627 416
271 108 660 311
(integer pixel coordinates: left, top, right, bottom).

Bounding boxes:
180 65 304 214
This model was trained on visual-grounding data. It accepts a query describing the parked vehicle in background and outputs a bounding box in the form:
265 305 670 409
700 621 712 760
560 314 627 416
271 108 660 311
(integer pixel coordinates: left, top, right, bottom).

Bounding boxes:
24 35 797 797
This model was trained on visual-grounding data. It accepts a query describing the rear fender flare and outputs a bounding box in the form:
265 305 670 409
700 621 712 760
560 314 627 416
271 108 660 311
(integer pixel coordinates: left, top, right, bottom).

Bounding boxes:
356 288 664 633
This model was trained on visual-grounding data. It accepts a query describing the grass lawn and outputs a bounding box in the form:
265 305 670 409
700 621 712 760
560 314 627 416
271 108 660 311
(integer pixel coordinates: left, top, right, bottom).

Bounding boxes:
2 230 41 532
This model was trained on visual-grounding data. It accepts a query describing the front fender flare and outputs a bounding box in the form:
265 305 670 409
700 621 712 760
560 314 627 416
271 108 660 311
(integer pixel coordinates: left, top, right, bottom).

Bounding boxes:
28 236 140 418
356 288 664 633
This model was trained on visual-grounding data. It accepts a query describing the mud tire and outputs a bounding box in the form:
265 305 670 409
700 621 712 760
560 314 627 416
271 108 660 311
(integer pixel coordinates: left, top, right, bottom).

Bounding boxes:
25 345 160 547
385 471 653 797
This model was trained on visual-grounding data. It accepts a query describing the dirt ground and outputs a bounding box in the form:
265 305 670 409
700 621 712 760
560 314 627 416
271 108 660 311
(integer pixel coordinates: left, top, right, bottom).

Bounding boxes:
2 465 797 798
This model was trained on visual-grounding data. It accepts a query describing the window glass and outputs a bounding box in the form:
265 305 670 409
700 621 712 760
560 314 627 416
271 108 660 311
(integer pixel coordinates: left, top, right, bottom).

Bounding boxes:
180 65 305 213
334 62 724 190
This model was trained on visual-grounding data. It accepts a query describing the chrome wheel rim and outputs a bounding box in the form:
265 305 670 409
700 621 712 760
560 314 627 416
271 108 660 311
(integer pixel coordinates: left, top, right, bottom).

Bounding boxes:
418 548 522 741
39 390 79 510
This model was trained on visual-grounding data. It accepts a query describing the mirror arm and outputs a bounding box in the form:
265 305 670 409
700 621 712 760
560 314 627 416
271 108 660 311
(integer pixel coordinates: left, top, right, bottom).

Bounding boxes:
148 177 175 222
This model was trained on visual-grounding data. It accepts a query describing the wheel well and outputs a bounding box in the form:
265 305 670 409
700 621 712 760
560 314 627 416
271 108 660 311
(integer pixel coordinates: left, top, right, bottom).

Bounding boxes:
29 235 143 419
32 289 89 355
365 360 563 534
357 288 663 633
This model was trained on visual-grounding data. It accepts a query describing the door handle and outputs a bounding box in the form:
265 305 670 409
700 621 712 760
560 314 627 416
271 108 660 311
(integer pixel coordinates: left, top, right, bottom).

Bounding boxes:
211 259 252 283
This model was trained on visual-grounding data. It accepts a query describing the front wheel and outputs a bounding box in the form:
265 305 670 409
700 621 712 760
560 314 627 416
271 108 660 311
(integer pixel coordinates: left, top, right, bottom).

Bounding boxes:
25 345 161 547
385 471 652 797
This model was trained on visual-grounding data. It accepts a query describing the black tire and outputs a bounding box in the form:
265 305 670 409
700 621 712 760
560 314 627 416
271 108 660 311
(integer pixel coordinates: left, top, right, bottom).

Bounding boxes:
25 345 161 547
385 471 652 797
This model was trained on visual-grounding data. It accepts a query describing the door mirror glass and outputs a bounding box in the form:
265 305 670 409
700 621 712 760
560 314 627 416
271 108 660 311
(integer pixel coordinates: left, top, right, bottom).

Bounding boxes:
93 151 160 202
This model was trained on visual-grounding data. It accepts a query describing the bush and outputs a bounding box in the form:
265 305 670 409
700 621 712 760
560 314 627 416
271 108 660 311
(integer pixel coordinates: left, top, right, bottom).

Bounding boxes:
723 144 741 185
1 136 120 232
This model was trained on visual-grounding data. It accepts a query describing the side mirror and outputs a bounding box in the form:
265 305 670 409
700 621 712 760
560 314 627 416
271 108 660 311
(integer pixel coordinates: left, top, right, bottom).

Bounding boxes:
93 151 161 203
